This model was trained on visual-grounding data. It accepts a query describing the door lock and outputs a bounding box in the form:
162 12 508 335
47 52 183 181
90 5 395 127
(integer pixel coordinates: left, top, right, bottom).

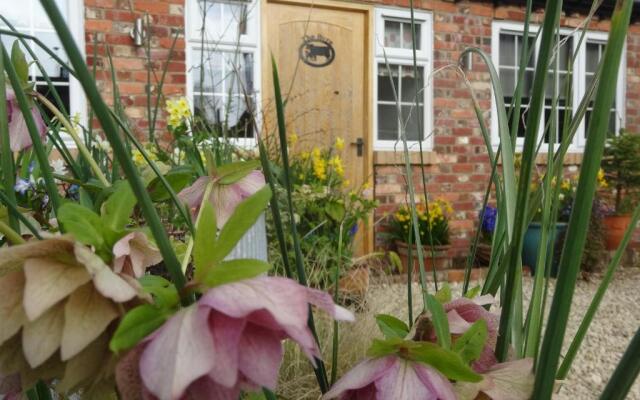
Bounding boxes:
352 138 364 157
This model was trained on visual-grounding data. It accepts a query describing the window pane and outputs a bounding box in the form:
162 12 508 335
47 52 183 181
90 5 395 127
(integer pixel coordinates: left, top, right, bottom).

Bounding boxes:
401 105 423 141
35 32 68 78
400 65 423 103
609 111 617 136
499 34 516 66
378 104 398 141
194 0 249 40
586 42 601 73
191 50 223 93
557 36 572 71
194 94 254 137
402 22 420 50
36 83 69 120
500 68 515 96
224 52 254 94
0 2 30 28
377 64 398 102
384 20 401 48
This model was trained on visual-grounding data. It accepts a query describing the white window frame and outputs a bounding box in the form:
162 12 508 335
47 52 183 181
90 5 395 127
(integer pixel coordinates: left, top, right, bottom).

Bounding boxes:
1 0 86 148
185 0 261 148
373 7 433 151
491 21 625 152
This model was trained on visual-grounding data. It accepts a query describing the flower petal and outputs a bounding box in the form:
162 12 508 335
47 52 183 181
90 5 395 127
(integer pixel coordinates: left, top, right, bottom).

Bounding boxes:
60 283 118 361
58 332 109 393
22 302 64 368
0 237 74 276
186 377 241 400
306 287 355 322
447 309 472 335
482 358 534 400
208 312 245 388
0 271 27 346
23 257 90 321
238 324 283 390
140 305 215 400
210 171 265 228
375 359 435 400
115 344 154 400
74 243 137 303
413 362 458 400
178 176 210 216
323 357 396 399
113 232 162 278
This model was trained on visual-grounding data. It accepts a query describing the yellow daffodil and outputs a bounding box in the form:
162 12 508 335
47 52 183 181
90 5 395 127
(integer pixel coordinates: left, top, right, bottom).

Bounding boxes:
335 137 345 151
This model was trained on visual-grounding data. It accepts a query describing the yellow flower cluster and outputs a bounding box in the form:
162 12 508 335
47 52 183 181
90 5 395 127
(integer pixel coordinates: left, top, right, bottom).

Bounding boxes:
597 168 608 188
132 147 159 167
328 155 344 177
166 97 191 128
288 133 298 146
560 178 572 191
394 199 453 225
335 137 344 151
312 148 327 181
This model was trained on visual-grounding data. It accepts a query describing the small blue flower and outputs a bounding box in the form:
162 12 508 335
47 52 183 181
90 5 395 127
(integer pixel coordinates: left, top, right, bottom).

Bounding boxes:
349 224 358 237
480 206 497 233
14 178 32 195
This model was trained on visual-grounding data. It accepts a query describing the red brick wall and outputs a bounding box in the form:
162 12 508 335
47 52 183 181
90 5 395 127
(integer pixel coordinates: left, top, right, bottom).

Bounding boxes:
370 1 640 261
84 0 186 141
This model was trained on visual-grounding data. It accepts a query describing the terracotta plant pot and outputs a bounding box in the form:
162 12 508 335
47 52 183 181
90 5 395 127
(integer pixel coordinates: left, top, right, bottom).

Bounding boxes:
603 214 632 250
395 241 451 273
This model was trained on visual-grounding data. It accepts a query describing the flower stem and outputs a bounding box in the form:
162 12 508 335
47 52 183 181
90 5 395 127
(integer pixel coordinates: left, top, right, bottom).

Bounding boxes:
0 219 25 244
181 180 215 273
34 92 110 187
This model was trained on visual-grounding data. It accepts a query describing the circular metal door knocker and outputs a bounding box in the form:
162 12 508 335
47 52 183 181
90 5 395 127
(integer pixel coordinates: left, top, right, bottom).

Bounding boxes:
299 34 335 67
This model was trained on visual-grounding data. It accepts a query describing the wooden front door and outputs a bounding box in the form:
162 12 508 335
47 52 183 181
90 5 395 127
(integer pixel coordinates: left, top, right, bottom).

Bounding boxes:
263 0 373 253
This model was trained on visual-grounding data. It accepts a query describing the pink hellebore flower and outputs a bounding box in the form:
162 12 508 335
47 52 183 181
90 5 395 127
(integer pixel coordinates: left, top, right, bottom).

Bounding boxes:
445 295 499 373
113 232 163 278
5 89 47 152
454 358 534 400
323 355 457 400
178 170 265 229
118 276 354 400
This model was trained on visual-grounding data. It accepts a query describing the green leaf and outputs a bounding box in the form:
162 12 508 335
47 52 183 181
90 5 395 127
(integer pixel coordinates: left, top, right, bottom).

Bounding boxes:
464 286 481 299
453 319 488 364
215 160 261 185
101 181 136 232
388 251 403 273
375 314 410 339
201 258 270 288
11 41 29 87
212 186 272 263
426 294 451 349
147 167 194 202
139 275 180 310
367 337 404 358
325 201 345 222
193 202 217 282
434 283 452 304
409 341 483 383
57 203 106 250
109 304 168 352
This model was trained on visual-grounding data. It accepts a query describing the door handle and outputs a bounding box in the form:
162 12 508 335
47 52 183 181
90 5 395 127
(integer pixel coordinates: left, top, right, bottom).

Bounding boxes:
352 138 364 157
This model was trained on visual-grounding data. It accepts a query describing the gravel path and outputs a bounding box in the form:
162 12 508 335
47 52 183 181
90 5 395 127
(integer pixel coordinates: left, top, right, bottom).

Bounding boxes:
365 268 640 399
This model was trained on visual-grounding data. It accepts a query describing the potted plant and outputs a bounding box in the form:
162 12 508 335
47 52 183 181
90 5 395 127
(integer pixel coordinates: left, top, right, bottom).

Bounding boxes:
389 199 453 272
601 131 640 250
522 177 575 276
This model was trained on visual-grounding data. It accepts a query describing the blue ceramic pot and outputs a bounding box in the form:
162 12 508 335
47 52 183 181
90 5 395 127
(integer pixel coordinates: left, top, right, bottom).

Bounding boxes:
522 222 567 277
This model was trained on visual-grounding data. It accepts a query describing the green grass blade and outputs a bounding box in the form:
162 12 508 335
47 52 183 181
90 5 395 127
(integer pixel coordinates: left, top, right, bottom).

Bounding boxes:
533 0 634 396
495 0 563 361
2 44 62 215
271 54 329 392
38 0 188 297
557 204 640 379
0 39 18 232
599 326 640 400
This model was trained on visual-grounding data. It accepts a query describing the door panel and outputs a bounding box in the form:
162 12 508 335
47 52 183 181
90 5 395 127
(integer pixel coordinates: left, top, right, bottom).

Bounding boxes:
263 0 372 253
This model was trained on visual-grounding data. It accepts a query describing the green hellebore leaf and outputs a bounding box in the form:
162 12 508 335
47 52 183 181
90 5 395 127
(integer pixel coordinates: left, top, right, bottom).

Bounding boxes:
147 167 194 202
58 203 106 251
212 186 272 263
215 160 261 185
375 314 410 339
109 304 169 353
434 283 452 304
101 181 136 232
367 337 405 358
464 286 482 299
11 41 29 87
408 341 483 383
193 202 217 282
201 258 270 288
325 201 346 222
453 319 488 364
426 294 451 349
139 275 180 310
